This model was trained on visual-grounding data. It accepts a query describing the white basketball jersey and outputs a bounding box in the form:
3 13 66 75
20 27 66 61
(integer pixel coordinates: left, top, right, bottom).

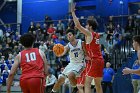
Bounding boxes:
67 39 85 63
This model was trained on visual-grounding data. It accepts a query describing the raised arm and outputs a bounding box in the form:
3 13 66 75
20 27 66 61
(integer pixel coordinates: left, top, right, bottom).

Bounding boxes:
71 3 91 37
82 41 87 55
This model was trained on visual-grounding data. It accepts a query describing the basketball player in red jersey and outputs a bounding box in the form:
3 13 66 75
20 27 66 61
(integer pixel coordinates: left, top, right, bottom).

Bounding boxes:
7 34 48 93
71 3 104 93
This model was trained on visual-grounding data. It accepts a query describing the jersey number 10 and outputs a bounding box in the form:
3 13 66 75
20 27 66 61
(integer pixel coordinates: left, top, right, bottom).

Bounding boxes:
25 52 36 62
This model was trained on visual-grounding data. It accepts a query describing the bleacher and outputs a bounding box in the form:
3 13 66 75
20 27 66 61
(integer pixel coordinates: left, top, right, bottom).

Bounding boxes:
0 69 22 92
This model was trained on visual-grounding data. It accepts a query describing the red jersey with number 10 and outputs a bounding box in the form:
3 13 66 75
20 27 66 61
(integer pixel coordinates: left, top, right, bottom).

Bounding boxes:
86 32 103 59
20 48 44 80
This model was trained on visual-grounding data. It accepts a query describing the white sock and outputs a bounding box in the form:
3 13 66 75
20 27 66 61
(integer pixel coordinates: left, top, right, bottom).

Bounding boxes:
52 89 56 92
72 85 77 88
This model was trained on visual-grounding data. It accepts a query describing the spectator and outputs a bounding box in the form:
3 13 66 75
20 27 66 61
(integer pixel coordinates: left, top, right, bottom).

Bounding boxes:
5 24 12 37
43 23 49 40
0 45 4 57
36 23 43 41
47 24 56 40
54 37 66 46
113 34 123 50
7 60 13 70
13 45 20 54
6 37 14 49
45 15 53 29
2 66 10 86
39 41 48 54
32 31 37 39
56 20 65 36
79 16 86 27
3 44 12 60
0 74 3 86
101 44 109 63
106 34 113 53
114 24 124 35
134 9 140 35
12 31 21 41
5 53 14 65
76 27 85 41
18 43 24 52
102 62 115 93
125 16 135 35
0 57 6 73
47 40 55 65
52 34 57 41
106 16 115 35
45 68 57 93
0 29 3 43
28 21 36 33
67 19 74 29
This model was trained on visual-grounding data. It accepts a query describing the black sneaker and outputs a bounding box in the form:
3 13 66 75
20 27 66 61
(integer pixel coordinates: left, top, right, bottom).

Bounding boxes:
72 87 78 93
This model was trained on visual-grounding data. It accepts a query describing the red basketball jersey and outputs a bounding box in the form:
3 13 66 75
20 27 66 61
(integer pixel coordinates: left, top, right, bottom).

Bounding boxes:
20 48 44 80
86 32 103 59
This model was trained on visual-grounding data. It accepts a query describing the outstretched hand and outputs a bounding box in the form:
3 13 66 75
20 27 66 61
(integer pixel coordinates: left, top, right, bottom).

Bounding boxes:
122 67 132 75
70 3 76 13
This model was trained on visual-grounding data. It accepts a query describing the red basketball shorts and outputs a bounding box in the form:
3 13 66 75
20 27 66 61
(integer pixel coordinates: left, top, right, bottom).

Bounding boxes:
85 58 104 78
20 78 45 93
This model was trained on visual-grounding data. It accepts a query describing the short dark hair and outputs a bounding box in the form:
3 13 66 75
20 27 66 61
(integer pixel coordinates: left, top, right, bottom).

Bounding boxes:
20 33 36 48
87 19 98 30
66 29 75 35
133 35 140 45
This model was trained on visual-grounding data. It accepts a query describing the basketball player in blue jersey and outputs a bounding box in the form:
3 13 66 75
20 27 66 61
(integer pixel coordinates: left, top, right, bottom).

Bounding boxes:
51 29 86 93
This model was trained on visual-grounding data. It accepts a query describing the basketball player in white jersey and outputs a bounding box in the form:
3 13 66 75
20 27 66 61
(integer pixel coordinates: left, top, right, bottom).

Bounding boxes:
51 29 86 93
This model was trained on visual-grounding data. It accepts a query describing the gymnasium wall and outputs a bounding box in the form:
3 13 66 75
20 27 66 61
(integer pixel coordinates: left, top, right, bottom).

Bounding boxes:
75 0 128 17
75 0 129 32
0 2 17 31
129 0 140 2
129 3 140 14
22 0 69 34
74 0 140 32
0 0 140 33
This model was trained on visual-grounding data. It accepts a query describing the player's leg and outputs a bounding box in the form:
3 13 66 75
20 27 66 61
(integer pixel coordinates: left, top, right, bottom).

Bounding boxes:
84 60 94 93
84 76 93 93
68 71 78 93
77 85 84 93
51 75 65 92
94 77 103 93
68 63 85 93
77 69 86 93
51 64 70 92
92 59 104 93
68 71 77 87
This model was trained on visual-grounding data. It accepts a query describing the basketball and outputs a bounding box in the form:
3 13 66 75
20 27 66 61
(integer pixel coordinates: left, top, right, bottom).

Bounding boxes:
53 44 64 56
